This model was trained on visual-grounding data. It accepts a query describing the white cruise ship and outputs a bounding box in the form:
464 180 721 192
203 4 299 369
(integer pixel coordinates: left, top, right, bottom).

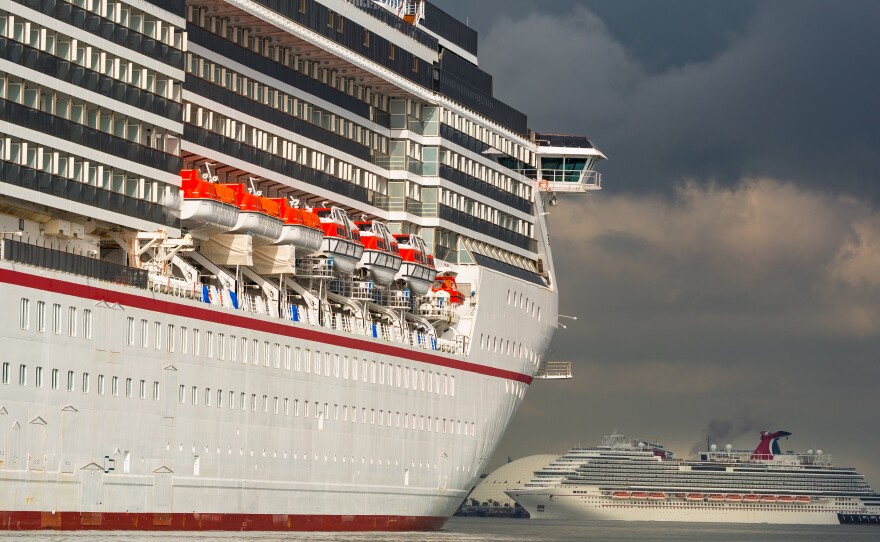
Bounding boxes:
507 431 880 525
0 0 604 531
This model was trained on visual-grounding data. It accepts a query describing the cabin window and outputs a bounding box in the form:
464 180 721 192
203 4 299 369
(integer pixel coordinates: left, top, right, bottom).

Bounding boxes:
139 380 146 400
126 317 134 345
51 368 59 390
140 319 148 347
19 298 29 329
81 372 89 393
35 366 43 388
178 385 185 403
68 307 77 337
154 321 161 349
112 376 118 396
125 378 132 398
97 374 104 395
53 304 62 335
83 309 92 339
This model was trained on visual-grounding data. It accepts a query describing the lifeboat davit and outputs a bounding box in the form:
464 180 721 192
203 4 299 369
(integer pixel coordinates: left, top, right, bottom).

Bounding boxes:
268 198 323 254
179 169 239 238
394 233 438 295
221 184 284 244
314 207 364 276
355 220 402 285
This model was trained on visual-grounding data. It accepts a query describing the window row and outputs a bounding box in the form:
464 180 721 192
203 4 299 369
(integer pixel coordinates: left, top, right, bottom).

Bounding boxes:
1 361 157 400
507 288 543 320
190 9 393 114
439 186 534 239
184 104 385 194
0 135 174 204
69 0 183 49
441 108 532 168
479 332 542 368
441 148 531 201
177 383 475 436
124 317 456 395
186 53 388 154
19 298 91 338
0 11 182 99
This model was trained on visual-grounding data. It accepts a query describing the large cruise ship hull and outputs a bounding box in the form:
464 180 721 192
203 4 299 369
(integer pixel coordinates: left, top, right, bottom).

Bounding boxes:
0 261 555 531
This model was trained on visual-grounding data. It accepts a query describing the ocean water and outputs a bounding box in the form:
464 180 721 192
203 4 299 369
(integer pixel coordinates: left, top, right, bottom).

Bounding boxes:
4 518 878 542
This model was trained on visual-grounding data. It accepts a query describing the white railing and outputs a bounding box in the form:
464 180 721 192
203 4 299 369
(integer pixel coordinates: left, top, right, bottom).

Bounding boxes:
535 361 572 379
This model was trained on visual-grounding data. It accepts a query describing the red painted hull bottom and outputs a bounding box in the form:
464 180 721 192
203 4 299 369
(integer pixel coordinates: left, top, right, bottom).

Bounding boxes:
0 511 448 531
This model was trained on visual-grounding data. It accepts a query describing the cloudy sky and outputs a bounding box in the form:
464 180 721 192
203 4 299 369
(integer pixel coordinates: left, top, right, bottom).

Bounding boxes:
434 0 880 484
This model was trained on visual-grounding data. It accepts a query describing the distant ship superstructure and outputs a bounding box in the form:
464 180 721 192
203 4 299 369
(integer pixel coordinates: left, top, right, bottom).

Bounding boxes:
507 431 880 525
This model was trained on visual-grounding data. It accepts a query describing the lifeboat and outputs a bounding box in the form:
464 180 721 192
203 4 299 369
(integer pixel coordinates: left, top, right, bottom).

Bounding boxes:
794 496 812 504
707 494 725 502
777 495 795 503
431 274 465 305
611 491 630 500
313 207 364 276
647 492 667 501
179 169 239 238
743 495 761 503
268 198 323 254
221 184 284 244
726 494 744 502
355 220 402 285
760 495 778 503
394 233 438 295
630 492 649 500
685 493 705 501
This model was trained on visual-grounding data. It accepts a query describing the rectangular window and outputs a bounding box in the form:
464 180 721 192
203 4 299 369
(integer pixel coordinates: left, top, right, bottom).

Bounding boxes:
154 322 161 350
153 381 160 401
17 364 27 386
83 309 92 339
304 349 311 373
2 362 9 385
294 399 300 416
126 317 134 345
112 376 118 396
229 391 235 409
284 397 289 415
218 333 225 361
36 301 45 332
167 324 175 352
251 394 257 412
125 378 132 398
20 298 30 329
140 319 148 347
51 368 59 390
53 304 62 334
98 374 105 395
263 395 268 413
194 329 200 356
284 345 291 370
241 337 248 363
294 347 301 371
252 339 259 365
273 396 279 414
334 354 340 377
35 366 43 388
263 341 270 367
205 388 211 406
217 389 223 407
206 331 214 358
314 350 321 374
178 384 185 404
240 392 246 411
67 371 74 392
81 372 89 393
181 326 189 354
192 386 198 405
230 335 236 362
274 343 281 369
68 306 77 337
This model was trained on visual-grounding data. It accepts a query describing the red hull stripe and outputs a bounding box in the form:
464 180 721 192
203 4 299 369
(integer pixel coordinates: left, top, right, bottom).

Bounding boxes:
0 511 447 531
0 268 532 384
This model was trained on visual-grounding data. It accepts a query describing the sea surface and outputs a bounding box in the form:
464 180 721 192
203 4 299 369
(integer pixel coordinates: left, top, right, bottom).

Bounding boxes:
4 518 878 542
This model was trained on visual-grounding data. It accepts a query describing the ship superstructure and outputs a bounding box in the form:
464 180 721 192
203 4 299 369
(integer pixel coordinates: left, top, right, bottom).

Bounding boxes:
0 0 604 531
507 431 880 525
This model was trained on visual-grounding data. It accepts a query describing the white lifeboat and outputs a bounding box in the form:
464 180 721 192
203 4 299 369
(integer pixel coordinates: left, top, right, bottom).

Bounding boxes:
221 183 284 245
179 169 239 239
355 220 402 285
393 233 438 296
269 198 323 254
314 207 364 276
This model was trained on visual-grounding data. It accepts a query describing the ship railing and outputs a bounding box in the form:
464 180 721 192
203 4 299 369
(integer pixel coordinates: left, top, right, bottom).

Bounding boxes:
376 288 412 308
1 238 148 288
413 295 458 322
148 274 202 301
329 278 375 300
295 257 334 279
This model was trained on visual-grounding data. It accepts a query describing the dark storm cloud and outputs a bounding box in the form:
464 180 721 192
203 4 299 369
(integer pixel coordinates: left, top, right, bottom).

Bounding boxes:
430 1 880 486
437 0 880 198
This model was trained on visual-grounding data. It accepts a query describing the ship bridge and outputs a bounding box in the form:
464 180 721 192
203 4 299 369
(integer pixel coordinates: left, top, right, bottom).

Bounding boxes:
521 133 606 194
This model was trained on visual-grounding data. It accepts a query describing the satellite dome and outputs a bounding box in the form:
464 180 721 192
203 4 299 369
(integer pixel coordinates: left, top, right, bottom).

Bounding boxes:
817 450 823 455
710 444 717 452
725 444 733 451
638 442 645 449
807 450 814 455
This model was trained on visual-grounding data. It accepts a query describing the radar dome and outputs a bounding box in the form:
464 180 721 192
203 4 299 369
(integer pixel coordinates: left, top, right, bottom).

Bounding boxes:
808 450 814 455
710 444 717 452
817 450 823 455
725 444 733 451
638 442 645 449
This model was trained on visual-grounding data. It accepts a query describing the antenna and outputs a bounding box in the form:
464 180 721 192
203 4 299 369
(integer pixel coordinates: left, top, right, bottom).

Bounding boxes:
248 178 262 196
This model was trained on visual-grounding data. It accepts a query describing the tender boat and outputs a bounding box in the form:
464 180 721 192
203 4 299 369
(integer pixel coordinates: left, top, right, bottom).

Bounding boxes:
795 496 812 504
743 495 761 503
179 169 239 239
647 493 667 501
630 492 649 500
394 233 438 295
611 492 630 500
314 207 364 276
431 274 465 305
686 493 705 501
761 495 778 503
708 494 726 502
726 494 744 502
355 220 402 285
777 496 795 503
221 184 284 244
269 198 323 254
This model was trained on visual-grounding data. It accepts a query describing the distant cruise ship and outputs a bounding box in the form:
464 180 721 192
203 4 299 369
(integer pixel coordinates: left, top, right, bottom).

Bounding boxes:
507 431 880 525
